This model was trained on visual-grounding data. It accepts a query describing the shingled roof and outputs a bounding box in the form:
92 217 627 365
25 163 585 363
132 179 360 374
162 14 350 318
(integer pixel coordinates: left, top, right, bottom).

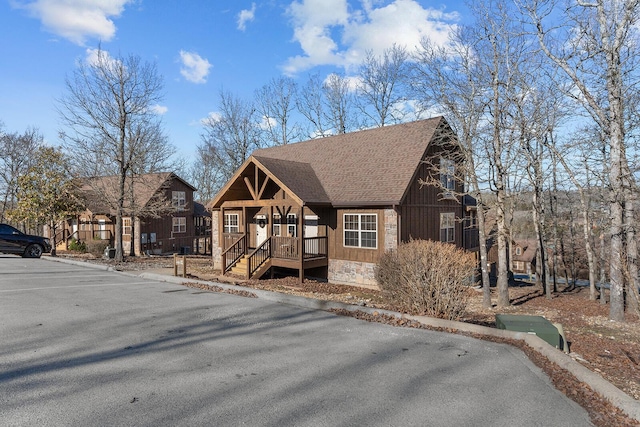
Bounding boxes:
210 116 450 208
80 172 195 215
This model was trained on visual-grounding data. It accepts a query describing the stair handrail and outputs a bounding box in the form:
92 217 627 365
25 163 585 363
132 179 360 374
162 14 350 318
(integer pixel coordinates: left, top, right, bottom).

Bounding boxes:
222 233 247 273
248 237 271 279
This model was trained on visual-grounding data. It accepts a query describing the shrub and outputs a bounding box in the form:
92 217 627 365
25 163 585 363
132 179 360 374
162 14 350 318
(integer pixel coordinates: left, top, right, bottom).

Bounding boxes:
86 240 110 257
376 239 477 320
68 238 87 253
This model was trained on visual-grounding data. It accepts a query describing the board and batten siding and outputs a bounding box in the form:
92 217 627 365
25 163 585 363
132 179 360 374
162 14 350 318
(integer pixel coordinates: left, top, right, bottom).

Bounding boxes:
399 156 464 247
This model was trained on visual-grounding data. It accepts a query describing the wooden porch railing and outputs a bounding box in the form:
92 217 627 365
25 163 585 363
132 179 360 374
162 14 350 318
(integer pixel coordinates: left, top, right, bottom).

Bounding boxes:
303 236 327 259
248 238 271 279
222 235 329 278
222 233 247 273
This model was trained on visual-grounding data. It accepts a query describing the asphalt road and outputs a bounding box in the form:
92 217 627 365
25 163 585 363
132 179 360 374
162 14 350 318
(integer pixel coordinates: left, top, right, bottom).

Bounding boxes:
0 255 593 426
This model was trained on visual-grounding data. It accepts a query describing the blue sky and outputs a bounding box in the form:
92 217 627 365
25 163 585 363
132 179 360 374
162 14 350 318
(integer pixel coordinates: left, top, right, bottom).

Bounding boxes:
0 0 467 160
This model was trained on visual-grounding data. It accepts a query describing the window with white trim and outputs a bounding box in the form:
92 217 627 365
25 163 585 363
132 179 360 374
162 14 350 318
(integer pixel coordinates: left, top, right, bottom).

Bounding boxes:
287 213 297 237
224 213 239 233
440 158 455 197
172 191 186 210
344 213 377 249
272 214 281 236
123 217 132 235
172 217 186 233
515 247 522 256
440 213 455 243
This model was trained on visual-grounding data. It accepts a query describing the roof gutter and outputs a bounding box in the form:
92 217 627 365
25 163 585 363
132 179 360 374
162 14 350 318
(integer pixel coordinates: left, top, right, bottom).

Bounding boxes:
331 200 399 208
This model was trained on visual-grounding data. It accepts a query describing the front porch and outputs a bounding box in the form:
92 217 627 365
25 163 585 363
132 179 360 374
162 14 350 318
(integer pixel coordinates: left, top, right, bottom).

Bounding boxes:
222 233 328 281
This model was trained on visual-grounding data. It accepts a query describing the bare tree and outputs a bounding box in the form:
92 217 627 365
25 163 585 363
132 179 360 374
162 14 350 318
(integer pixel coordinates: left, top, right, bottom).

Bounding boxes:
323 73 356 134
411 31 493 308
356 44 409 128
255 76 302 146
58 48 166 262
473 0 531 307
297 73 356 138
0 127 44 223
522 0 640 321
297 73 331 138
199 89 262 186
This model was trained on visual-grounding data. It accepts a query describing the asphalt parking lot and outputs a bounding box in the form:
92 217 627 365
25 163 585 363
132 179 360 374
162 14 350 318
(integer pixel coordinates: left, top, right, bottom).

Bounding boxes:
0 256 592 426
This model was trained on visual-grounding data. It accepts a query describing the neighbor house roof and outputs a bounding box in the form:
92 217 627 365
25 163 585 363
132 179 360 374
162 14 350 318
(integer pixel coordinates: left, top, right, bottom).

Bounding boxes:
80 172 196 215
210 116 450 209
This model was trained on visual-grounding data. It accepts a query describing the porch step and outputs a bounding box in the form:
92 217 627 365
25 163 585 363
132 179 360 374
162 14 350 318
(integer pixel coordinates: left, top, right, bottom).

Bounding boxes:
229 255 271 279
230 256 249 276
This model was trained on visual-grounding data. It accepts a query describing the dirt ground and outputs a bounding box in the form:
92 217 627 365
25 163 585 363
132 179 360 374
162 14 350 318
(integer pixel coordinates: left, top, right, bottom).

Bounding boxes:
60 253 640 426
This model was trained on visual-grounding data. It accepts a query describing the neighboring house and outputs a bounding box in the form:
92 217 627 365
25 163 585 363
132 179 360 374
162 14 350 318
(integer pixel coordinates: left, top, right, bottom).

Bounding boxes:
207 116 479 286
55 172 207 255
487 238 537 277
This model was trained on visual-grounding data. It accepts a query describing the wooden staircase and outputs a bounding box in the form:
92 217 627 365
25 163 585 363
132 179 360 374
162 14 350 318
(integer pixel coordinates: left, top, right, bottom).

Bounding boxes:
228 254 271 279
230 255 249 276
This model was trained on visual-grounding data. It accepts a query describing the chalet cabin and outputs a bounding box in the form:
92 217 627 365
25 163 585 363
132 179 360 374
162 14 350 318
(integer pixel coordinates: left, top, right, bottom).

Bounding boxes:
487 239 537 277
56 172 208 255
208 117 479 286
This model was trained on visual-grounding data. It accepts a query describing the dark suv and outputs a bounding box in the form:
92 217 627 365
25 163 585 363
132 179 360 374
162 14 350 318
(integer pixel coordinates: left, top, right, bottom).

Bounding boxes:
0 223 52 258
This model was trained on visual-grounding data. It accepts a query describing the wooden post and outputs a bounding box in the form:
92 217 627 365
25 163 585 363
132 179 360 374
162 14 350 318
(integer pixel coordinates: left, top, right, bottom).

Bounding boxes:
174 253 186 278
299 205 304 283
220 207 225 276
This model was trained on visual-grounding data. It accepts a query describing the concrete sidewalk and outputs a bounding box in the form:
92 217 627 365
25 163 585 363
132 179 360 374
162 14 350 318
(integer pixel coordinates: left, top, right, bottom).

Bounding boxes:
44 255 640 422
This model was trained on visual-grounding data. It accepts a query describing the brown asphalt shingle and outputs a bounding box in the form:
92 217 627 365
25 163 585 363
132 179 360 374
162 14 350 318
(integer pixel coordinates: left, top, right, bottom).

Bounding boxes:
251 117 444 206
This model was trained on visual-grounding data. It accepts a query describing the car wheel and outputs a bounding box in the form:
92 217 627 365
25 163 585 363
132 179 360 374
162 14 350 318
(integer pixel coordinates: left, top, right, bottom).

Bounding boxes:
23 244 43 258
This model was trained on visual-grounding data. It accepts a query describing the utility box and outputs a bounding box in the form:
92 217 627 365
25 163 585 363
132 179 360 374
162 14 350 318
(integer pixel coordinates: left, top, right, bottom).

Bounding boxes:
496 314 560 348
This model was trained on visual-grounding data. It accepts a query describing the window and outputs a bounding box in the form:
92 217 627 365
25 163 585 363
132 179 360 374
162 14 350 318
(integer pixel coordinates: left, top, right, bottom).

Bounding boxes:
287 214 297 237
440 213 455 243
123 217 132 235
172 217 186 233
515 247 522 256
172 191 186 210
344 214 377 249
272 214 281 236
224 213 239 233
440 158 456 197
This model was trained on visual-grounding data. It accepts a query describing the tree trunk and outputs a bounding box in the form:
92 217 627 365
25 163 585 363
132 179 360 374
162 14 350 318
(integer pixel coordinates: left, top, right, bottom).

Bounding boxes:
476 198 492 308
496 189 510 307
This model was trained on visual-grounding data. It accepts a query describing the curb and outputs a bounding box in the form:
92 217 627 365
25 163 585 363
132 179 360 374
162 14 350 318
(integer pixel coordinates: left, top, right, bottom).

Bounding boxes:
43 256 640 421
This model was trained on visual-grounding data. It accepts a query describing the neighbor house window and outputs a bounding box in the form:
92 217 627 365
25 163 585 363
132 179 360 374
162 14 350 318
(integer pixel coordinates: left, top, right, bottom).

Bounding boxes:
440 213 455 243
172 217 186 233
123 217 132 235
224 213 239 233
440 158 456 197
344 214 377 249
172 191 186 210
515 247 522 256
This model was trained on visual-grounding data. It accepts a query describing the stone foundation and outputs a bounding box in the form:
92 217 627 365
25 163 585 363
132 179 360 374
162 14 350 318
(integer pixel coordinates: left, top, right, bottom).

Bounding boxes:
328 259 378 287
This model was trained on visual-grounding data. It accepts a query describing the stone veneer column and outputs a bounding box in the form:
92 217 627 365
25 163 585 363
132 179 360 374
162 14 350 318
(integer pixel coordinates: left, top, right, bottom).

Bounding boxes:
211 210 222 270
384 208 398 251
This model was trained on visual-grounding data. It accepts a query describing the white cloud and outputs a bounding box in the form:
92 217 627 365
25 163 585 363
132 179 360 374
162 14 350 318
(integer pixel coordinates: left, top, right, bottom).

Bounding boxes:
283 0 458 75
151 104 168 115
12 0 133 45
237 3 257 31
84 48 118 67
179 50 212 84
199 112 222 126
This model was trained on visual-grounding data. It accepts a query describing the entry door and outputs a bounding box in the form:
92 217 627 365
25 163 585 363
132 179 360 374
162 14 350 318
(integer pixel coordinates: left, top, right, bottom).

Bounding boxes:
256 215 268 247
97 220 106 240
304 215 319 254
